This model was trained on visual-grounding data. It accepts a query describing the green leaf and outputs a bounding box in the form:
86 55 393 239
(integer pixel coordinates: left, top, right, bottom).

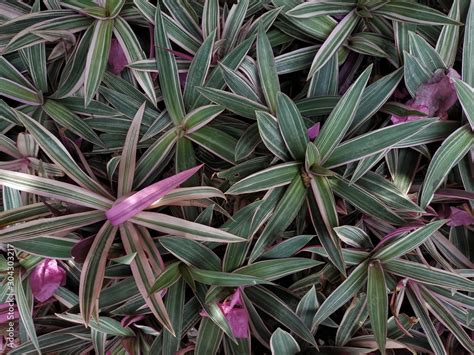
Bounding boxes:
288 2 353 18
257 26 280 113
11 235 76 260
374 1 462 25
235 123 261 161
313 260 369 326
149 262 181 295
188 126 237 164
188 268 269 287
367 260 387 354
406 288 445 354
197 87 267 120
333 226 373 249
262 235 314 259
132 212 245 243
119 222 174 334
155 4 185 124
227 162 300 194
435 0 461 67
15 109 112 198
117 103 145 197
408 31 445 74
0 78 42 105
329 174 405 225
249 175 307 262
335 293 368 346
245 286 317 347
270 328 300 355
315 65 371 162
453 79 474 129
14 274 40 353
113 17 157 104
184 31 216 109
163 278 186 355
220 63 261 102
234 258 323 281
276 92 308 161
0 169 112 210
202 0 219 39
308 177 346 274
195 317 223 355
184 105 224 133
384 259 474 291
463 2 474 85
79 221 117 325
0 210 105 243
84 19 113 107
325 119 435 168
256 111 292 161
42 99 104 147
308 10 358 78
221 0 249 54
160 237 221 271
419 125 474 209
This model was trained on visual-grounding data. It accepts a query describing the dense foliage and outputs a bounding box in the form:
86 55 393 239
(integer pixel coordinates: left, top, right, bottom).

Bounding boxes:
0 0 473 354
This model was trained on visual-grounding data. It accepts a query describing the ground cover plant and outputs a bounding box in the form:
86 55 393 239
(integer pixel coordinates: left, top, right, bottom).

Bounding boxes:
0 0 473 354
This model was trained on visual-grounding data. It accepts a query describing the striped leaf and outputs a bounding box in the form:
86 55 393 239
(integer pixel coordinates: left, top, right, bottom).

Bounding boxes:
419 125 474 209
257 26 280 113
79 221 117 325
367 261 387 354
113 17 157 104
374 2 462 25
84 19 113 107
131 211 244 243
155 5 185 124
308 10 358 78
453 79 474 129
0 78 42 105
256 111 292 161
15 110 112 198
234 258 323 281
276 92 308 161
435 0 461 67
0 211 105 243
270 328 300 355
0 169 112 210
42 100 104 147
313 260 369 326
315 65 371 162
184 30 216 109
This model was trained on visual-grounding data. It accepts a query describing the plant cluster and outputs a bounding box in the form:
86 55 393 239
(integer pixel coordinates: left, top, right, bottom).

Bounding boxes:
0 0 473 354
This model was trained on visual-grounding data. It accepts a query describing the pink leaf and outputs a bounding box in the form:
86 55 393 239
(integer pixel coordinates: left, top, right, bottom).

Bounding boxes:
391 68 461 124
108 38 128 75
30 259 66 302
106 165 203 225
307 122 320 140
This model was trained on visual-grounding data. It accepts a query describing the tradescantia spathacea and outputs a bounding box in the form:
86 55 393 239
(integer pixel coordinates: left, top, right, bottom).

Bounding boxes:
0 0 473 354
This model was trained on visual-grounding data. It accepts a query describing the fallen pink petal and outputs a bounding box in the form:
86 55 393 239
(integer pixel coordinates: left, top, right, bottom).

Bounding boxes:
391 68 461 124
30 259 66 302
108 38 128 75
447 207 474 227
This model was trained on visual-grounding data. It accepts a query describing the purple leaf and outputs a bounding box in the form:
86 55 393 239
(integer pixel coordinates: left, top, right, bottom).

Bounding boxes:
447 207 474 227
391 69 461 124
106 164 203 225
108 38 128 75
30 259 66 302
307 122 321 140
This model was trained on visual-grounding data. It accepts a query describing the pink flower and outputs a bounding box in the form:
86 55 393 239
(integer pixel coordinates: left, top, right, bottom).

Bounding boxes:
447 207 474 227
200 288 249 338
391 68 460 124
30 259 66 302
307 122 320 140
108 38 128 75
